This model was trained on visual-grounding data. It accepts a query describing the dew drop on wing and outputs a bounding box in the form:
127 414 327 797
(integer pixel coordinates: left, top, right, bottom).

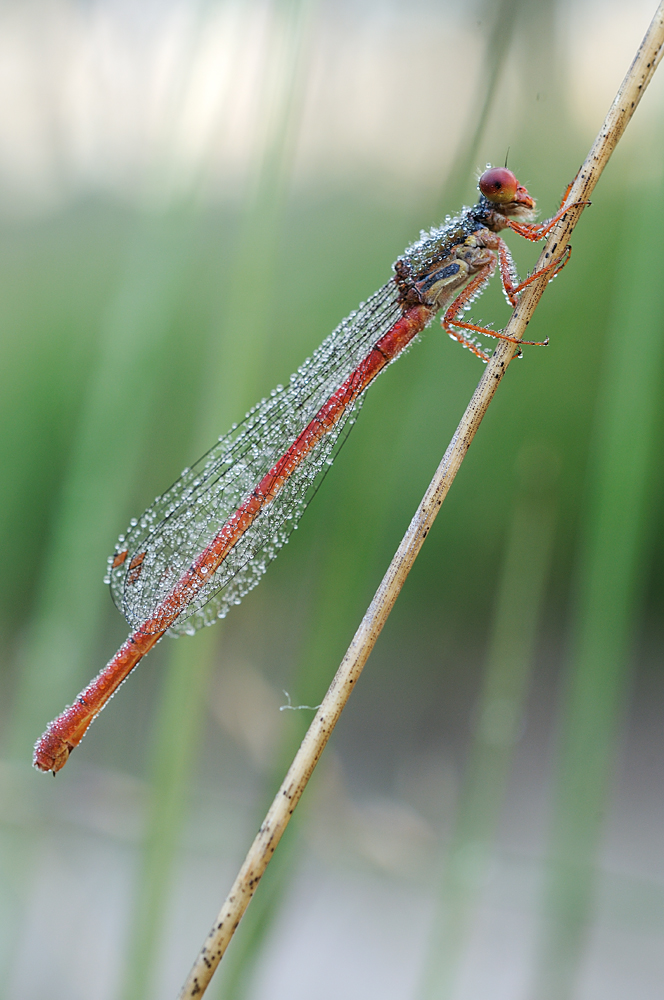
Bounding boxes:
109 280 403 634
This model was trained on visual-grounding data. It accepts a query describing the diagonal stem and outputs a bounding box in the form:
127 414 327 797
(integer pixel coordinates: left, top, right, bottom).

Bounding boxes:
177 4 664 996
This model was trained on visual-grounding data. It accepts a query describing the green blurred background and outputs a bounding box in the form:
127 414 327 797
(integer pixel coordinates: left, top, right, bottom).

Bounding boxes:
1 0 663 997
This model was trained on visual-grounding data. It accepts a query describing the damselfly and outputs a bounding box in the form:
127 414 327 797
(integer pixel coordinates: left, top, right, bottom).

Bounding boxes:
34 167 574 773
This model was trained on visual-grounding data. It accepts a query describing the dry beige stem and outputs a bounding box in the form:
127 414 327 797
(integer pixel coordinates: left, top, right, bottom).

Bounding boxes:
178 5 664 997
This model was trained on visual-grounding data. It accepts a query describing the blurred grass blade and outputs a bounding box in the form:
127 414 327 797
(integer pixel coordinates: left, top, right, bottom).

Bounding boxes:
213 531 377 999
206 0 320 422
435 0 521 211
2 207 202 1000
7 211 199 760
418 447 558 1000
530 147 664 1000
120 627 218 1000
119 3 320 996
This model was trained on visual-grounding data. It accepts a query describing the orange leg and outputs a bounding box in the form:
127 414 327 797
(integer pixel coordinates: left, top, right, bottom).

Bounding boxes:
511 243 572 296
447 316 548 354
443 208 575 361
441 265 548 362
442 244 573 359
441 266 495 362
496 239 572 306
506 198 590 242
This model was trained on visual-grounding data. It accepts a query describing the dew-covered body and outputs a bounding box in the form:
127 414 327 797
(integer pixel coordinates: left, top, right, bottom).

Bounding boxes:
397 199 518 312
35 167 574 772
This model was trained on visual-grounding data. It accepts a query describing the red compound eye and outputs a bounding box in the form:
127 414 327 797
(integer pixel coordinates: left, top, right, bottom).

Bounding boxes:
479 167 518 204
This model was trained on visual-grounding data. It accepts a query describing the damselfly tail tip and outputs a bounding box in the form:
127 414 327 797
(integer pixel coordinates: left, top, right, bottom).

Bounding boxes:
33 727 71 774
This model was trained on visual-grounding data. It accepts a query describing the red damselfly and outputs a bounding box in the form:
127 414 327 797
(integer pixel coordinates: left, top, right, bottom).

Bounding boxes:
34 167 574 773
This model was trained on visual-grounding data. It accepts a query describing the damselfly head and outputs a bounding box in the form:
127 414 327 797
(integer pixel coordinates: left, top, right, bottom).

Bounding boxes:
479 167 536 219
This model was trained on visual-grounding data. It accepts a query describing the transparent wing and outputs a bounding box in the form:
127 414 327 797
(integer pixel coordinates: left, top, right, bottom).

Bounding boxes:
168 393 363 635
106 279 403 634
